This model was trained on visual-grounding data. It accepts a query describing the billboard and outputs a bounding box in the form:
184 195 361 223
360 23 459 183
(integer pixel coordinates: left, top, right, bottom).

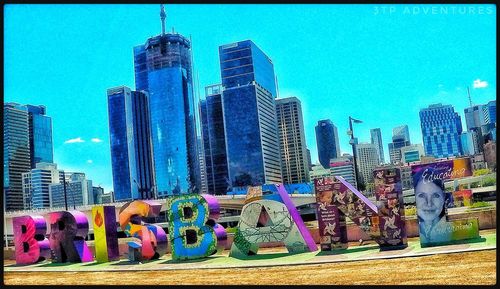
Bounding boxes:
411 158 479 247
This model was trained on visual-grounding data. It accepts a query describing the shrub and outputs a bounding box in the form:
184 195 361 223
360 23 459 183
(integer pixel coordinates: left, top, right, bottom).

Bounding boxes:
470 181 480 188
225 226 238 234
468 201 492 209
482 177 496 187
473 168 490 176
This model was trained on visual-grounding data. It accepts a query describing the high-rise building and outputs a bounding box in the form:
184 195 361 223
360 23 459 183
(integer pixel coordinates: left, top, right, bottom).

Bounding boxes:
315 119 341 169
400 144 425 164
370 128 385 164
133 7 200 196
483 100 496 125
107 86 155 201
388 135 410 164
393 125 410 143
92 186 104 205
200 84 229 195
23 105 54 168
197 136 208 194
306 148 313 170
219 40 282 187
101 192 114 204
329 158 356 187
460 132 477 156
50 172 93 208
4 103 31 211
22 162 61 210
276 97 310 184
464 104 485 130
355 143 379 186
419 103 463 158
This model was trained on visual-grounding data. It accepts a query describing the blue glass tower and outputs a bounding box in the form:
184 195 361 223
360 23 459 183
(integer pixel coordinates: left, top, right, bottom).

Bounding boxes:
23 105 53 168
200 84 229 195
133 10 200 196
315 119 341 169
219 40 282 187
107 86 155 201
419 103 463 158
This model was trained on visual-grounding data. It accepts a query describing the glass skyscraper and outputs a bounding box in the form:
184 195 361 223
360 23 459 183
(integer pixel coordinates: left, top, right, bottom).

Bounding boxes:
219 40 282 187
392 125 410 143
24 105 53 168
107 86 154 201
315 119 341 169
22 162 60 209
4 103 31 211
464 104 485 131
419 103 463 158
133 31 200 196
200 84 229 195
370 128 384 164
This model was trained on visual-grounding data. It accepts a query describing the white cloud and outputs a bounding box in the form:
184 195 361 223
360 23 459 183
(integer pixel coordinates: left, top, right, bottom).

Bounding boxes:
87 160 93 164
64 137 84 144
91 138 103 143
473 79 488 89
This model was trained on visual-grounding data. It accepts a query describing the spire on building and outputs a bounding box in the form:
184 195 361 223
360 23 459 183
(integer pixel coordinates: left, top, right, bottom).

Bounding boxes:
160 4 166 35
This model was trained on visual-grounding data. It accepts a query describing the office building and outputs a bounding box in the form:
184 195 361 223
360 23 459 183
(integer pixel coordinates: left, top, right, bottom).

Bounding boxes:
400 144 425 164
329 158 356 187
50 172 93 208
355 143 380 186
370 128 385 164
101 192 114 204
460 132 477 156
22 162 61 210
133 6 200 196
93 186 104 205
464 104 485 130
21 105 54 169
276 97 310 184
483 100 496 125
315 119 341 169
219 40 282 187
306 148 312 170
200 84 229 195
419 103 463 158
107 86 155 201
483 141 496 171
393 125 410 143
388 135 410 164
4 103 31 211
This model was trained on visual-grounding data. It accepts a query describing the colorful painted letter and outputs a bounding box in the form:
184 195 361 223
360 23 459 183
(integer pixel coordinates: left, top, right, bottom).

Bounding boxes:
119 200 168 261
230 184 317 258
92 206 120 262
411 158 479 247
12 215 51 265
48 211 93 263
167 194 227 261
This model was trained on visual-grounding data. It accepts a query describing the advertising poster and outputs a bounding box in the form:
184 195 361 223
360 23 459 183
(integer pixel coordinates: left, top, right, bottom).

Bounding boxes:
411 158 479 247
373 168 407 249
314 177 348 251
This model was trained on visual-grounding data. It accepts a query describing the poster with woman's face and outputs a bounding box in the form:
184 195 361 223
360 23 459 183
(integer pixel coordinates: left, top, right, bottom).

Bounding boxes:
411 158 479 246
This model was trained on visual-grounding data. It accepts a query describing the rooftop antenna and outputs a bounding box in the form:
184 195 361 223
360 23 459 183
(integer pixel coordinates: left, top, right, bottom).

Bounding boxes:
467 86 472 107
160 4 166 35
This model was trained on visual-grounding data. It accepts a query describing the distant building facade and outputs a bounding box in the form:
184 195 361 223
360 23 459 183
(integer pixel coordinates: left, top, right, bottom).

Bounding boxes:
315 119 341 169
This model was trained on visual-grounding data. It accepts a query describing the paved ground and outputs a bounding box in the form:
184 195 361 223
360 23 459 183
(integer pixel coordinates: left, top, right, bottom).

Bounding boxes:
3 250 496 285
3 230 496 285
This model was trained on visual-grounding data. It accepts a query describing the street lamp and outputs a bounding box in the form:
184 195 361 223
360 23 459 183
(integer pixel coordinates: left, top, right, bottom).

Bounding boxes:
348 116 363 190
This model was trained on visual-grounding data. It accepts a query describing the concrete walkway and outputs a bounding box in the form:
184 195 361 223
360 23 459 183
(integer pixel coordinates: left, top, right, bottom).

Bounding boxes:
4 230 496 272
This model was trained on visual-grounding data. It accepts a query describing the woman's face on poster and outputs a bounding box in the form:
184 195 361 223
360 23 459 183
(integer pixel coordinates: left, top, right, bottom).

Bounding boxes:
415 180 445 222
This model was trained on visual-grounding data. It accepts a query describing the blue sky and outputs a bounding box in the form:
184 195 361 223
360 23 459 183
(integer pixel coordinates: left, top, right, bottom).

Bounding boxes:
4 4 496 193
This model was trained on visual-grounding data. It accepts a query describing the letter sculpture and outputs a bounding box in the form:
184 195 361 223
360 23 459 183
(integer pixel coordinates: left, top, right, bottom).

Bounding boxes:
230 184 317 258
314 169 407 251
167 194 227 260
92 205 120 262
12 215 51 265
48 211 93 263
119 200 168 261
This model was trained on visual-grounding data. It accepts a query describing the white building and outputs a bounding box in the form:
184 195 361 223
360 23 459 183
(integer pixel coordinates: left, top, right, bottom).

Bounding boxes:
355 143 380 186
22 162 61 210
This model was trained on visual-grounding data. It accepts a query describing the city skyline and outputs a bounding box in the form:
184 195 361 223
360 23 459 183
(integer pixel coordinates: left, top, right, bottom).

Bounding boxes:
4 4 496 193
